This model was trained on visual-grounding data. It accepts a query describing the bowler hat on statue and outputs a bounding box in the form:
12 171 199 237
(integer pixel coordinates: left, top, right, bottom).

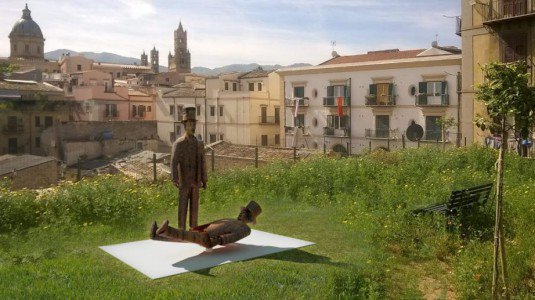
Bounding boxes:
182 107 197 123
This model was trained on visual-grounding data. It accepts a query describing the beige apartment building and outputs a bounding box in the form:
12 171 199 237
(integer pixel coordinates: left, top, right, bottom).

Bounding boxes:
204 69 283 146
461 0 535 145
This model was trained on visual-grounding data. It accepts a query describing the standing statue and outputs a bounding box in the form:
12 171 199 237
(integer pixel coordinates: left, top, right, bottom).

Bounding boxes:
150 201 262 249
171 107 207 229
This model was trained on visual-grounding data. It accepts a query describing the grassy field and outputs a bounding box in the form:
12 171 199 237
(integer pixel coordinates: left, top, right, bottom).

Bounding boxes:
1 146 534 299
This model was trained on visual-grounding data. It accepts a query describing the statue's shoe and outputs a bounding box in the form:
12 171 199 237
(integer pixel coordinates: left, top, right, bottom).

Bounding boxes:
150 221 158 240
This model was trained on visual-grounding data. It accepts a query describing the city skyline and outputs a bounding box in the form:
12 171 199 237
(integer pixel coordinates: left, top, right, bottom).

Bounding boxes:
0 0 461 69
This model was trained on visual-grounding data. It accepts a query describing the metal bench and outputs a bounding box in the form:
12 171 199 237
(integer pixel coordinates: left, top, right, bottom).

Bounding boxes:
412 183 493 216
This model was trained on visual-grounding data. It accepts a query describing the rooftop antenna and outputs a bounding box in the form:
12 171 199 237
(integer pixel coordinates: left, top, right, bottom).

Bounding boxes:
331 41 340 58
331 40 336 52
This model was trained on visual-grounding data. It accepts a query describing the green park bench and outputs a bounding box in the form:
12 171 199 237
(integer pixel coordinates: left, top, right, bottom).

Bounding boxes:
412 183 493 218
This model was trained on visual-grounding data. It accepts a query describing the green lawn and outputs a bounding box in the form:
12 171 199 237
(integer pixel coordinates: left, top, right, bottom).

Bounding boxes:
1 146 534 299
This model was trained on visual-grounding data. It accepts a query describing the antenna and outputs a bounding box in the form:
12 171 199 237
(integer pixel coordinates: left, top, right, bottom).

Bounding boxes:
331 41 336 51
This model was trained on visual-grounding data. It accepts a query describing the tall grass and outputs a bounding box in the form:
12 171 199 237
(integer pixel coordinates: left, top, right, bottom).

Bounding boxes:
1 146 534 298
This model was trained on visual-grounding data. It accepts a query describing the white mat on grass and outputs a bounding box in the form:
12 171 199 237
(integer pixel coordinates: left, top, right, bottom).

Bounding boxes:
100 229 314 279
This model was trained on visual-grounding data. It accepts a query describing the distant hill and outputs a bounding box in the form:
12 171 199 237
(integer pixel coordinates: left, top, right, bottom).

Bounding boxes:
44 49 311 75
44 49 169 72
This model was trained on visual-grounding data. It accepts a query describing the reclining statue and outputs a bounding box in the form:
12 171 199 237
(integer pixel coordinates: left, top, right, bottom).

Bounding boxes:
150 201 262 249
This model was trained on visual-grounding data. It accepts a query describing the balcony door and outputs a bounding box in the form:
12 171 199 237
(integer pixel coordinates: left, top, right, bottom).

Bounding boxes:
261 106 267 123
375 115 390 138
502 0 526 17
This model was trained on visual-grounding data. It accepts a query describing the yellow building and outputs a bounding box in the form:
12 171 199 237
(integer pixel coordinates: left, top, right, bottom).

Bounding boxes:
461 0 535 144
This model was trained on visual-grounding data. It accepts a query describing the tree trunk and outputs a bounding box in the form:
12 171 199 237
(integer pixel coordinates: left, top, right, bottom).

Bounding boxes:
492 119 509 299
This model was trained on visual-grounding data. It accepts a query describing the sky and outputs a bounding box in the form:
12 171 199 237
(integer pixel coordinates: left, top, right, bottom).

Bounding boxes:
0 0 461 69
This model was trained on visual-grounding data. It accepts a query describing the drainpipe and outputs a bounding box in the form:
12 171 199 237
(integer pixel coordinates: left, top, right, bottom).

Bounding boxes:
348 77 352 155
457 72 462 147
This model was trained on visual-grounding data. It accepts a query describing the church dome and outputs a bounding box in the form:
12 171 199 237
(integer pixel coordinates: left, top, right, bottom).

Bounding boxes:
9 4 44 39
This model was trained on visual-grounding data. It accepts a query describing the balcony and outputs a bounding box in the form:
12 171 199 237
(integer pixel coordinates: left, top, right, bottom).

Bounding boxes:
415 94 450 106
323 127 350 137
285 97 309 107
365 94 396 106
258 116 278 124
481 0 535 26
365 129 398 139
2 124 24 134
323 96 350 107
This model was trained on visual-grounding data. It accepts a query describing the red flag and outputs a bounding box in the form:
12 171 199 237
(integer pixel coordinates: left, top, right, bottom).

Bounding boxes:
337 96 343 117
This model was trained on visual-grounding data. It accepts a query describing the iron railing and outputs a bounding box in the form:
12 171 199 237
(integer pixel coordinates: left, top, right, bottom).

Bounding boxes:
323 127 350 137
323 96 351 106
365 95 396 106
415 94 450 106
482 0 535 22
365 129 398 139
285 98 309 107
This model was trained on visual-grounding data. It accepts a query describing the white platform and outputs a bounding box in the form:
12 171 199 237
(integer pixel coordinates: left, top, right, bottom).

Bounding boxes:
100 229 314 279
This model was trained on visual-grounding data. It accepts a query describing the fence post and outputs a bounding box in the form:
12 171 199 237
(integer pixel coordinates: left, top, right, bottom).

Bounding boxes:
464 137 467 147
293 147 297 162
417 139 420 148
211 148 215 171
77 157 81 182
402 134 406 149
369 141 372 152
152 153 157 183
255 147 259 168
387 138 390 151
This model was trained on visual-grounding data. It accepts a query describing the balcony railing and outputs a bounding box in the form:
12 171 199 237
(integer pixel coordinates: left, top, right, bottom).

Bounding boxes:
415 94 450 106
365 95 396 106
422 130 444 142
323 96 350 107
2 124 24 134
285 97 309 107
365 129 398 139
482 0 535 23
258 116 278 124
323 127 350 137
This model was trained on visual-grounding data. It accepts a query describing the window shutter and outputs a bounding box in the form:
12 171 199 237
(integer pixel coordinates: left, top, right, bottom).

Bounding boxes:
327 86 334 97
327 115 333 127
369 84 377 96
343 85 348 97
388 84 395 104
441 81 448 94
418 82 428 105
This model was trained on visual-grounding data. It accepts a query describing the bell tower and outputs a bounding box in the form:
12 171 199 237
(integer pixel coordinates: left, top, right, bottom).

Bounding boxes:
141 50 148 66
170 21 191 73
150 47 159 74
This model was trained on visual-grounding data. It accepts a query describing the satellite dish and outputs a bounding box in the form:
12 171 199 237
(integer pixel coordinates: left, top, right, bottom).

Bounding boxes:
406 121 424 141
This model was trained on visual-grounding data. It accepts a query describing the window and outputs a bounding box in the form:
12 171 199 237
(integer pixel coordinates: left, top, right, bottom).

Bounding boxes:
35 137 41 148
417 81 448 105
132 105 138 117
258 82 262 91
117 72 121 78
219 134 224 141
425 116 442 141
275 134 280 145
196 105 201 116
147 106 151 112
35 116 41 127
170 105 175 116
502 33 527 63
13 44 17 51
219 106 224 117
44 116 53 128
225 82 229 90
261 106 267 123
37 46 41 54
25 44 29 53
375 115 390 138
327 115 350 129
210 106 215 116
77 64 82 71
368 83 394 105
293 86 304 98
327 85 347 98
8 138 17 154
176 105 184 118
233 82 237 91
274 107 280 124
105 104 118 117
295 114 305 127
249 82 255 91
210 134 217 143
261 135 268 146
139 105 146 118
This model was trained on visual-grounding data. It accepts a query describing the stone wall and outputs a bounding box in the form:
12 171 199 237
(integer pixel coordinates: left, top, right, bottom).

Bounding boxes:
9 160 59 190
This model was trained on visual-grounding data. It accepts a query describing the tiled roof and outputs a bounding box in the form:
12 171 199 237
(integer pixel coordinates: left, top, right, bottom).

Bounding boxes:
163 87 205 98
239 69 272 79
0 155 56 176
320 49 426 65
0 79 63 93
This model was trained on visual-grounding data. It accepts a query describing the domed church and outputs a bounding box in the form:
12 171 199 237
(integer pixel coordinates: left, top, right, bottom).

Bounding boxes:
9 4 45 60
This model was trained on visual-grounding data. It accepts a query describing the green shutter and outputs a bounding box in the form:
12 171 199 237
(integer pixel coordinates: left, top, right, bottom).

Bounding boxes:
327 86 334 97
388 84 395 104
343 85 348 97
441 81 448 94
418 82 428 105
369 84 377 96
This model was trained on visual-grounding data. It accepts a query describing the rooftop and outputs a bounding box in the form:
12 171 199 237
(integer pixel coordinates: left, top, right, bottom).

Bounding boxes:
320 49 426 65
0 79 63 93
0 155 57 176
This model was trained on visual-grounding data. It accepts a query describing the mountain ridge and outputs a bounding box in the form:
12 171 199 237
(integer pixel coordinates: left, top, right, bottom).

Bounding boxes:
44 49 312 76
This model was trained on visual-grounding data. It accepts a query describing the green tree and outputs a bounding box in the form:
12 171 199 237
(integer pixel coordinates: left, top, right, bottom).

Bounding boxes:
0 62 19 76
475 60 535 299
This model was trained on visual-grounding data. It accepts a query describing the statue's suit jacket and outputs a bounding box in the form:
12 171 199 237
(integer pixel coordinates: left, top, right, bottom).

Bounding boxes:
171 135 207 188
193 219 251 245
